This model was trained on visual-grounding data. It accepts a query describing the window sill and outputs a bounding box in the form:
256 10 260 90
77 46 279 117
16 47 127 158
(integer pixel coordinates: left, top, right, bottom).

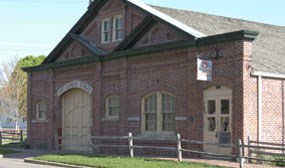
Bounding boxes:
101 40 122 45
113 39 123 42
102 117 119 122
31 119 48 123
101 41 111 44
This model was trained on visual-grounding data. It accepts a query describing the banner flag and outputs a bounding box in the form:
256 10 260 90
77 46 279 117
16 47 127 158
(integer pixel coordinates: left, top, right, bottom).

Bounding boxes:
197 58 212 81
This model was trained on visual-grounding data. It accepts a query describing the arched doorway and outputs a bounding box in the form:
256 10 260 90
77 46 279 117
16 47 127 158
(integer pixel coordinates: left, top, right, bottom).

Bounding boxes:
62 89 91 151
203 86 232 155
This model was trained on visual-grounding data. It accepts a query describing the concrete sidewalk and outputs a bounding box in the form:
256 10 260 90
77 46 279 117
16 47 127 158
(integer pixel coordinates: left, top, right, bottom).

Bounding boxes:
2 148 56 159
0 148 60 168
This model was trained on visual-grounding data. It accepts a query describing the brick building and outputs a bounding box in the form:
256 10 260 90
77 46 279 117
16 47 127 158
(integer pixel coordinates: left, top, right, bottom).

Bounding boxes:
24 0 285 156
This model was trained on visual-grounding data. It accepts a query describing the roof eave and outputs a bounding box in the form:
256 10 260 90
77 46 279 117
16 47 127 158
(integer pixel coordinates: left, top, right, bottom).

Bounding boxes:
23 56 99 73
196 30 259 46
251 69 285 79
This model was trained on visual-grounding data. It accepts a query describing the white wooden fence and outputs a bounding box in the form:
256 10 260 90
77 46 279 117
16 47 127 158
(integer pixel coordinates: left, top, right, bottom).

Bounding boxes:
237 136 285 168
0 130 24 145
55 133 285 168
56 133 237 163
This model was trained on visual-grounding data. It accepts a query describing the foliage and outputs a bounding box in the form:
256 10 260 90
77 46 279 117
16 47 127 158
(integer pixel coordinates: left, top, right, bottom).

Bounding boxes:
0 55 46 119
251 148 285 167
1 142 26 148
18 55 46 68
271 156 285 167
34 154 228 168
17 55 46 118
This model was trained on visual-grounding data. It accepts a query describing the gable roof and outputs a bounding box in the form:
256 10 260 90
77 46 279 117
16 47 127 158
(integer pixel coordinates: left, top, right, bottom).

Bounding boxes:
42 0 206 65
42 0 109 64
29 0 285 76
127 0 206 38
152 6 285 75
70 33 105 56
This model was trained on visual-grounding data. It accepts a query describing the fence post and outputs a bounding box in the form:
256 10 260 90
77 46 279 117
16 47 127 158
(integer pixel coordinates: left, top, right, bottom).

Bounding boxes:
54 133 58 151
89 134 94 154
0 131 2 146
247 136 251 163
20 130 23 143
238 139 244 168
128 132 134 157
177 133 182 162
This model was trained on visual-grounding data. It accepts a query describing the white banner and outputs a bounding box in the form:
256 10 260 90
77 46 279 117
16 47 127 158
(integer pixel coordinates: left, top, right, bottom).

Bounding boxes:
197 58 212 81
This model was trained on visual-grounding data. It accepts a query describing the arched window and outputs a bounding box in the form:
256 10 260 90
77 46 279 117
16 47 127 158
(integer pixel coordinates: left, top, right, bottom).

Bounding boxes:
142 92 175 133
36 100 47 121
106 95 120 119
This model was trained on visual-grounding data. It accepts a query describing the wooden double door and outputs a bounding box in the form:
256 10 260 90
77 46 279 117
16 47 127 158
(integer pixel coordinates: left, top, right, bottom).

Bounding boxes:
62 89 91 151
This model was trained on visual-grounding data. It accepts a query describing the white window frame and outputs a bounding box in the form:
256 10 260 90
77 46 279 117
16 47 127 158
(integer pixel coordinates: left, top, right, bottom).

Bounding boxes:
105 95 120 120
36 100 47 121
112 15 123 42
101 17 112 44
101 15 123 44
141 92 175 134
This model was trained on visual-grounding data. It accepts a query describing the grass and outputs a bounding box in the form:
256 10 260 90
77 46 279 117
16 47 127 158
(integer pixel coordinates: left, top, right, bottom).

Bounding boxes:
0 148 20 155
1 142 24 148
271 156 285 167
0 141 23 155
34 154 229 168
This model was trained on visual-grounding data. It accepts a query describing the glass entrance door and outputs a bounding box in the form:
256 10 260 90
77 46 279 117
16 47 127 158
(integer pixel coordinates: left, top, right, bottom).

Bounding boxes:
203 95 232 155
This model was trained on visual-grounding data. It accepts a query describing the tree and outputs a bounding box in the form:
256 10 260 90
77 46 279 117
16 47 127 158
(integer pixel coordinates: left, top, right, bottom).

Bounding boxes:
0 58 22 120
17 55 46 118
0 55 46 120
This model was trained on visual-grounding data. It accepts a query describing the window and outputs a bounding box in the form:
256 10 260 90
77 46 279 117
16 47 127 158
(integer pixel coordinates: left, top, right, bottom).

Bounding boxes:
142 92 175 133
7 118 12 123
101 15 123 43
101 18 112 43
106 95 119 119
36 101 47 121
113 15 123 41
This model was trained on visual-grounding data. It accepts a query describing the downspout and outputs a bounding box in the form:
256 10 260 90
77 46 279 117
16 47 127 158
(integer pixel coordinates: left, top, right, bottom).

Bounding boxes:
282 81 285 154
257 75 262 142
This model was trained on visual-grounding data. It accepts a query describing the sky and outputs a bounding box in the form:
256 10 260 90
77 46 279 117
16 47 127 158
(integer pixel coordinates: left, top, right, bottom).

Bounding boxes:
0 0 284 65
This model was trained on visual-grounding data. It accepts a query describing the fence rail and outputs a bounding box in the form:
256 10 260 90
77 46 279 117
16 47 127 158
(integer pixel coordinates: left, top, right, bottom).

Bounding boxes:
56 133 236 162
55 133 285 168
239 136 285 167
0 130 24 145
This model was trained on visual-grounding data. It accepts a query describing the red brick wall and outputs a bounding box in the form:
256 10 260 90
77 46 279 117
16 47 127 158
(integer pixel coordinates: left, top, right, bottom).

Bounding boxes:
27 70 54 148
243 41 285 146
26 0 285 154
261 79 285 143
133 23 191 48
29 39 285 154
56 42 91 62
27 39 248 151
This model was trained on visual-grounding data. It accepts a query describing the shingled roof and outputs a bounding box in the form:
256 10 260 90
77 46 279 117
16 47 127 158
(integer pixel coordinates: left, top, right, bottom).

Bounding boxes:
153 6 285 75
